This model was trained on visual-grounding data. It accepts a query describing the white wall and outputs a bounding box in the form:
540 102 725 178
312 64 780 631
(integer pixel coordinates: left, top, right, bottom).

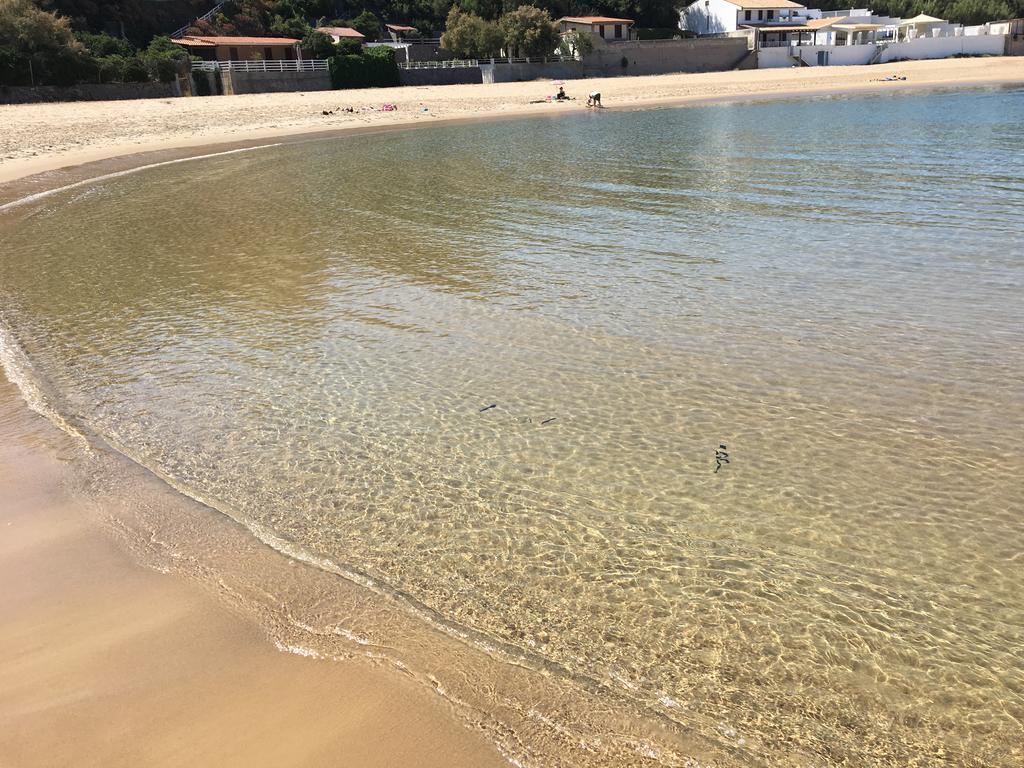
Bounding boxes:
793 44 875 65
680 0 742 34
757 44 873 67
879 34 1005 61
757 47 797 67
759 34 1006 68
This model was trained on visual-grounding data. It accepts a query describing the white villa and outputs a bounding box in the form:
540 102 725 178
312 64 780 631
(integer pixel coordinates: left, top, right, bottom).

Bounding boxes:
679 4 1010 65
680 0 810 35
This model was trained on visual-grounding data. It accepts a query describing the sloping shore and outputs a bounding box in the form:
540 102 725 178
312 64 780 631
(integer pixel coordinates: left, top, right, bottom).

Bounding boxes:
0 373 507 768
2 56 1022 186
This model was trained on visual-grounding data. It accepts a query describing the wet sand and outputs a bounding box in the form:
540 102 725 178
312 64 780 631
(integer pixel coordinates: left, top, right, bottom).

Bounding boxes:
2 56 1022 186
0 374 507 768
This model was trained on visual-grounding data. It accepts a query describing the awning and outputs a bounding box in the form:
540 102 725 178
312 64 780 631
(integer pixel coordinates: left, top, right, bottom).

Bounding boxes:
833 23 884 31
900 14 945 25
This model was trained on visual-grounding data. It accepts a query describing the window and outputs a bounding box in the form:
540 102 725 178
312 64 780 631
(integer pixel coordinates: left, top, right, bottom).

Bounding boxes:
264 47 273 59
599 24 605 37
229 46 239 59
745 10 751 20
758 10 764 20
767 9 774 19
614 24 623 38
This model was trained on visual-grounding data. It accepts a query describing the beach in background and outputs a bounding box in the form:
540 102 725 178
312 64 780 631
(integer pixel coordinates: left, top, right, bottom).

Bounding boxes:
3 57 1023 187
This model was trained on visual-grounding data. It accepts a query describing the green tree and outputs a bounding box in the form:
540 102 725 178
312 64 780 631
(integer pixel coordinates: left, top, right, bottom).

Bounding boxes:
499 4 557 58
441 6 503 57
269 13 310 37
0 0 86 85
557 28 592 57
348 9 381 40
75 30 134 57
458 0 503 20
301 27 335 56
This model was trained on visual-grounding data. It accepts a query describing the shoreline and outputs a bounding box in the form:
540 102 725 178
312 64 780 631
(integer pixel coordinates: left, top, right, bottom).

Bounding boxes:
2 57 1022 192
0 370 510 768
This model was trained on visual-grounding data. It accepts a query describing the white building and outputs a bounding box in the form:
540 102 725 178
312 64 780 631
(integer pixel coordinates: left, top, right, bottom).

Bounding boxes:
680 0 809 35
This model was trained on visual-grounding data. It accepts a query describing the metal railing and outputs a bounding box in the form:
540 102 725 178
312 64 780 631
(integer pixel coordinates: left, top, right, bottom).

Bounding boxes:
398 59 479 69
191 59 329 72
398 55 580 68
171 2 225 39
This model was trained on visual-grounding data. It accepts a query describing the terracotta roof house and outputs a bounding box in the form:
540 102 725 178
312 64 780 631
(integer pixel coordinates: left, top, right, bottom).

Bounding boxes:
385 24 419 42
317 27 365 42
556 16 636 42
171 36 300 61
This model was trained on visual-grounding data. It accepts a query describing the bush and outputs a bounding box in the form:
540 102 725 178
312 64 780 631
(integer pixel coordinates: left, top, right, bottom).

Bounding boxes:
192 69 212 95
151 56 180 83
328 45 399 89
122 56 150 82
77 32 135 58
302 29 336 58
335 37 363 56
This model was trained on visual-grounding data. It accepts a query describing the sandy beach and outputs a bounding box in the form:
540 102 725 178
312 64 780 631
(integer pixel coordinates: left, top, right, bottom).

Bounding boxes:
0 372 508 768
2 56 1023 188
1 59 1022 767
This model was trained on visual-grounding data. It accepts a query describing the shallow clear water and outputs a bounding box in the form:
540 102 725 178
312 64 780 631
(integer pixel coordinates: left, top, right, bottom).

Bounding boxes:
2 87 1023 767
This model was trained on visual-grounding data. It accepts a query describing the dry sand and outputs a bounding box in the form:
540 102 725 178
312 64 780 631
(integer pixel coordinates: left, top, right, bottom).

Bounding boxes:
2 56 1023 186
0 374 506 768
1 58 1022 766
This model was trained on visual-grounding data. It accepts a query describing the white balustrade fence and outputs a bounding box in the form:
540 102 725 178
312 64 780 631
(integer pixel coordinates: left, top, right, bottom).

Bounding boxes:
191 59 329 72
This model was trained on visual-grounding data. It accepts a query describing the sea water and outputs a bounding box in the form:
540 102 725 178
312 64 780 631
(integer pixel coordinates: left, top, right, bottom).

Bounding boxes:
1 87 1022 767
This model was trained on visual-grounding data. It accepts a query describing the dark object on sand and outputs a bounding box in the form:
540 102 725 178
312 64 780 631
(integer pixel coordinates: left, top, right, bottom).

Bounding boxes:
714 444 730 473
541 417 556 425
480 403 497 412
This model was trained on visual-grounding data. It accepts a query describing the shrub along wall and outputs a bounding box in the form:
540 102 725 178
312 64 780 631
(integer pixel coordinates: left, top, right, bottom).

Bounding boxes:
0 81 180 103
328 46 399 89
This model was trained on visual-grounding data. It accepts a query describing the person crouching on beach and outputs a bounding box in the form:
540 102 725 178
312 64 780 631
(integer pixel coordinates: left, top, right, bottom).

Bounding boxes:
586 92 602 108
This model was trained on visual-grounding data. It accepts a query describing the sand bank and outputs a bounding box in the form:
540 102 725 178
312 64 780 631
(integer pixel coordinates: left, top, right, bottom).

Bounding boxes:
2 56 1022 187
0 373 507 768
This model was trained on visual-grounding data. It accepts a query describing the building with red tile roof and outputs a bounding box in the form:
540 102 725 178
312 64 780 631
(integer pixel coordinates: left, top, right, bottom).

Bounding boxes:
171 36 300 61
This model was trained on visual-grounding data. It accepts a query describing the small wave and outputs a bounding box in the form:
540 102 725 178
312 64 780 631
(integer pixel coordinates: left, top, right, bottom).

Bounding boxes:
0 144 283 214
0 313 89 445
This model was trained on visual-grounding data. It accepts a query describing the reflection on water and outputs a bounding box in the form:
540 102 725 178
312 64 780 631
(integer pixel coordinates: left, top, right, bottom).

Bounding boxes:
2 88 1023 767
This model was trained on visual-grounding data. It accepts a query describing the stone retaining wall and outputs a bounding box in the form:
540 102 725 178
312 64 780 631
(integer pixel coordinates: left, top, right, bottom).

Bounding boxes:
0 81 179 104
399 68 483 86
220 70 332 95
